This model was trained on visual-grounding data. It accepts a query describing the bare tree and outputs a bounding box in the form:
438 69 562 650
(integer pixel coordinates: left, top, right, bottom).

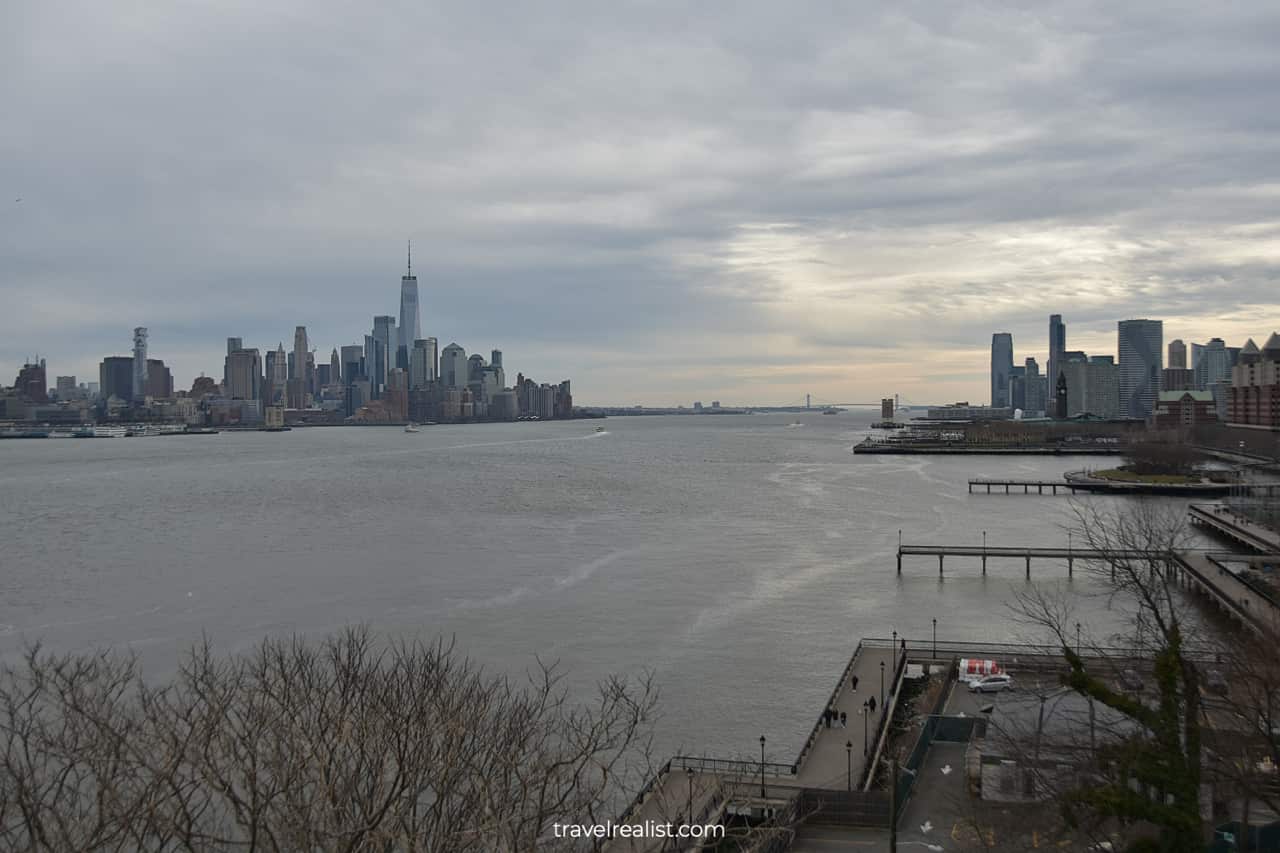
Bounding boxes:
0 628 660 852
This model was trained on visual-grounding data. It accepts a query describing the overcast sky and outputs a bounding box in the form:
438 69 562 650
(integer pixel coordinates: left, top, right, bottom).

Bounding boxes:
4 1 1279 406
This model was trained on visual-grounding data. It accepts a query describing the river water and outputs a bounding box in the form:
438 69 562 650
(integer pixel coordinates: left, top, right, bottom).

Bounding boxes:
0 411 1188 761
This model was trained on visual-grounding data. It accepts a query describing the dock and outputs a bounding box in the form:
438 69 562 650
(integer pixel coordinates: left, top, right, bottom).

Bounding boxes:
1189 503 1280 553
968 478 1083 495
895 542 1157 577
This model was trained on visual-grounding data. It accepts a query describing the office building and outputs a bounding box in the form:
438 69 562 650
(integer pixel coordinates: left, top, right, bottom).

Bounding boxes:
329 349 341 387
55 375 76 397
13 360 48 403
1048 314 1066 387
340 344 365 384
265 343 288 405
881 398 895 420
1161 368 1195 392
1168 339 1186 370
410 338 438 388
1061 355 1120 419
132 327 148 404
1194 338 1231 390
1229 334 1280 428
225 348 263 400
398 243 420 364
1021 358 1048 415
440 343 467 388
99 356 134 401
991 333 1013 408
288 326 308 408
371 315 396 392
1118 319 1162 419
145 359 173 398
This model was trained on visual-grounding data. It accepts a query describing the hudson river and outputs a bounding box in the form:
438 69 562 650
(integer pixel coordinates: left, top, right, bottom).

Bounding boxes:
0 412 1180 761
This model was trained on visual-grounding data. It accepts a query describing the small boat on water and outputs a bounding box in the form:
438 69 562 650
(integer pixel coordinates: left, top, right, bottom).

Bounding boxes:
405 423 420 433
595 426 605 432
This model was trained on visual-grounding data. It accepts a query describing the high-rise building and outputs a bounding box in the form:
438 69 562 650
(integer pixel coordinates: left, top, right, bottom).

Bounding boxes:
1161 368 1195 392
398 242 421 361
1229 334 1280 428
1062 355 1120 419
881 398 895 420
1194 338 1231 390
372 315 396 394
990 333 1013 408
1048 314 1066 387
13 360 48 402
1118 319 1163 420
440 343 467 388
265 343 288 405
132 327 149 404
289 326 308 408
410 338 438 388
1021 358 1048 415
328 349 341 388
226 348 263 400
144 359 173 398
99 356 134 401
340 344 365 384
1168 339 1187 370
55 375 76 396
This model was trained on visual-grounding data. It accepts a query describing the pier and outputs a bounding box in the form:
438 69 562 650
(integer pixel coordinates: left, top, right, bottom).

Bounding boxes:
968 478 1082 494
1189 503 1280 553
895 542 1157 577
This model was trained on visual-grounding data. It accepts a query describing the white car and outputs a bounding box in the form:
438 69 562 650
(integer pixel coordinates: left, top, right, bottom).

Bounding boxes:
968 674 1014 693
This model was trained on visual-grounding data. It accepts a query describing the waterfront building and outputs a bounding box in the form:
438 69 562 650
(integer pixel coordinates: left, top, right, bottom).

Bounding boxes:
132 327 148 404
224 337 242 390
225 348 263 400
385 368 409 421
924 403 1014 421
881 398 894 419
340 344 365 384
13 360 47 402
1008 364 1026 410
1229 334 1280 429
1118 319 1163 420
398 244 420 366
1048 314 1066 389
490 389 519 420
990 332 1013 408
99 356 133 402
55 375 76 398
440 343 467 388
1168 339 1187 369
1161 368 1195 392
1152 390 1217 430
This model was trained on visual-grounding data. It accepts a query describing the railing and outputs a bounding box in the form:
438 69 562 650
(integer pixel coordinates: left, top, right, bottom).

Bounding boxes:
670 755 797 777
860 647 908 790
794 641 864 772
1204 553 1280 610
614 758 671 827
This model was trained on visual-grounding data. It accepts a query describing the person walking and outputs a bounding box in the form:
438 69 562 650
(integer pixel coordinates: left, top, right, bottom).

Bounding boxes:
869 695 877 714
824 708 831 728
840 710 847 728
851 674 859 692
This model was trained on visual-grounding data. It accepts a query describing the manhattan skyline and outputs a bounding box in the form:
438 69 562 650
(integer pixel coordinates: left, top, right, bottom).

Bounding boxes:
4 3 1280 405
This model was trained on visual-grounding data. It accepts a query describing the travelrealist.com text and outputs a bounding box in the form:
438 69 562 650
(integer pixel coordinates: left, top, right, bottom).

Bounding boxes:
552 820 725 840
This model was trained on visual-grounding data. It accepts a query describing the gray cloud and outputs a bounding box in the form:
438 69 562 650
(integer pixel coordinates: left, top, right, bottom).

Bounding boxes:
3 1 1279 405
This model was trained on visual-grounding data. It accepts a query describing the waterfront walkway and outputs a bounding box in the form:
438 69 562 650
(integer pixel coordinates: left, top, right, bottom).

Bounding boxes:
1190 503 1280 553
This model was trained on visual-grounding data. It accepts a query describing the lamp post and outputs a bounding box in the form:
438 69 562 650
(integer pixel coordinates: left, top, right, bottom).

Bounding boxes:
892 628 897 648
759 735 766 798
686 767 695 824
932 618 937 659
983 529 987 550
846 740 853 790
1075 621 1081 655
880 660 885 708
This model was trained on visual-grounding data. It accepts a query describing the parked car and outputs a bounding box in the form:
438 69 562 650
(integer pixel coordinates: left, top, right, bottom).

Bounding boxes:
968 674 1014 693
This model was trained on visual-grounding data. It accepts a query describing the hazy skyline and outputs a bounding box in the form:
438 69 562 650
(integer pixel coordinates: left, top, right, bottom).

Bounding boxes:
4 2 1280 405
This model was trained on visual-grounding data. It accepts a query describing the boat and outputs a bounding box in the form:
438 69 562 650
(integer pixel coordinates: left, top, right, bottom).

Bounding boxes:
595 426 605 432
821 408 839 415
405 423 420 433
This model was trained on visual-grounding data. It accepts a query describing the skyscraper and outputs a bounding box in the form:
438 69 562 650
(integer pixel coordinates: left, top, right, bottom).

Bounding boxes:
990 333 1013 408
289 326 308 408
132 327 148 404
1168 339 1187 370
398 241 421 361
1118 319 1163 420
410 338 438 388
226 348 263 400
372 315 396 395
1048 314 1066 387
266 343 288 404
329 349 341 388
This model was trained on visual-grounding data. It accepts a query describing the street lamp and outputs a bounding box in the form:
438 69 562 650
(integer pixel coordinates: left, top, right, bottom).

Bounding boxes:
1075 621 1081 655
759 735 766 798
982 529 987 551
892 628 897 648
880 660 886 708
686 767 695 823
932 618 937 659
846 740 853 790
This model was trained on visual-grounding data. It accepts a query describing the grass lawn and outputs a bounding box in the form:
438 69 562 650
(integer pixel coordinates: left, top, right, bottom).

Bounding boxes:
1091 468 1201 485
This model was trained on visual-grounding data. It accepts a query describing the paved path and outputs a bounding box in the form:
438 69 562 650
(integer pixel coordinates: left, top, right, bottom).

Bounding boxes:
795 646 899 790
1190 503 1280 552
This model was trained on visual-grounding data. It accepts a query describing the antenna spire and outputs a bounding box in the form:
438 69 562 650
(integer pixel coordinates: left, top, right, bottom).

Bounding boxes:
407 240 412 277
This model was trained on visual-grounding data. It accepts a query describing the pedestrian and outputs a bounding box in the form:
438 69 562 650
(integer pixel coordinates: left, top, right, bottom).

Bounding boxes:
824 708 831 728
851 674 859 692
900 637 906 654
840 711 847 727
869 695 877 713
